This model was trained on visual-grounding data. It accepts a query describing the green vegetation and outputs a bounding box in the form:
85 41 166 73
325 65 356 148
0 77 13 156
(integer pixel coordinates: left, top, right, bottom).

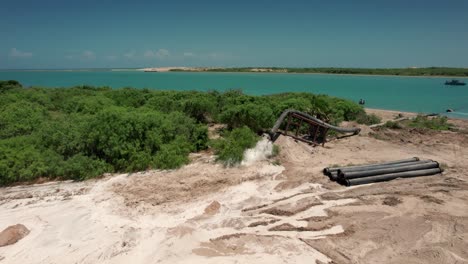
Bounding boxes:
172 67 468 77
356 113 381 125
407 115 451 130
212 126 259 166
0 80 22 92
0 81 371 185
272 145 280 157
383 120 403 129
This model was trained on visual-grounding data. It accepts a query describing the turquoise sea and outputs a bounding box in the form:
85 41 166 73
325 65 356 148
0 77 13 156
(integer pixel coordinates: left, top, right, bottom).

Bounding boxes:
1 70 468 119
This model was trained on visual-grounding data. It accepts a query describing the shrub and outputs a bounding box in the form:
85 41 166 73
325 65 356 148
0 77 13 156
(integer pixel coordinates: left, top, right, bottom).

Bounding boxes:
85 108 172 170
183 95 217 123
38 114 91 158
271 145 280 157
61 154 111 181
153 137 192 169
145 93 184 113
190 125 209 151
274 98 313 113
212 126 259 166
0 136 61 184
62 95 115 114
408 115 451 130
356 113 381 125
384 121 402 129
105 87 148 107
0 80 22 93
332 99 365 122
219 103 274 133
0 100 48 139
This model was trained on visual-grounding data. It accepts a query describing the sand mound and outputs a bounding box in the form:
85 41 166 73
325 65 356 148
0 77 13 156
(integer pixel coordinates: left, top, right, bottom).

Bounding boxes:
204 201 221 215
0 224 30 247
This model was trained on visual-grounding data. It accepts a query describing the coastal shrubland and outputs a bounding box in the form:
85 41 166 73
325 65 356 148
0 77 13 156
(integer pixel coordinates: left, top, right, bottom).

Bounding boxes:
407 115 451 131
0 80 369 185
355 113 381 125
378 115 451 131
383 120 403 129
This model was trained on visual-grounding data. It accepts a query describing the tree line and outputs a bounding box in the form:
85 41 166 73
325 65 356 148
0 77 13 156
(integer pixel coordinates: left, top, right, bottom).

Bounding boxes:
170 67 468 77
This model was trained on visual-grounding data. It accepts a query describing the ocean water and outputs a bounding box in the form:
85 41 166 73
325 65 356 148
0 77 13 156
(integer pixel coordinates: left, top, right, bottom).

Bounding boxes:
1 70 468 119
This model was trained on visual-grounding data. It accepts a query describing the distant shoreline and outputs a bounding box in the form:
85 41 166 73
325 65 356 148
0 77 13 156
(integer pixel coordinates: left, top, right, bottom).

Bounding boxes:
365 107 468 121
160 70 468 79
160 67 468 78
1 67 468 78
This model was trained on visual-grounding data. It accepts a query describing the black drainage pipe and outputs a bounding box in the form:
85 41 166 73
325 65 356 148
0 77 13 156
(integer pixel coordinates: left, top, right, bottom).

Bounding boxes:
344 168 443 186
329 171 339 181
323 157 419 176
337 160 433 175
339 161 439 180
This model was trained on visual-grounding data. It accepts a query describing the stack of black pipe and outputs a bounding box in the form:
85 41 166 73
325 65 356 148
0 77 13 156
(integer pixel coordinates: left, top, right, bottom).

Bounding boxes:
323 157 443 186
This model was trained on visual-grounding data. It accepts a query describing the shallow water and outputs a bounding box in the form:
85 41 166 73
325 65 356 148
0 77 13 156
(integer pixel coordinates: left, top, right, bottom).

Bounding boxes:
1 70 467 118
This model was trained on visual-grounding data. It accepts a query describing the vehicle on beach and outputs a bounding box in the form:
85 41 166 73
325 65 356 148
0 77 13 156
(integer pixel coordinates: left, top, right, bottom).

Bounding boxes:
444 79 466 86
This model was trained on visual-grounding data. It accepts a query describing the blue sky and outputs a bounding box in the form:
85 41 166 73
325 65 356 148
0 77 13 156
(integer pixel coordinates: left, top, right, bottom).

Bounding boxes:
1 0 468 69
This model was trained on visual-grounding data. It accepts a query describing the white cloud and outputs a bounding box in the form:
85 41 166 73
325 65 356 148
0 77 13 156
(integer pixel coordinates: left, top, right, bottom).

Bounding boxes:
9 48 33 58
183 52 195 57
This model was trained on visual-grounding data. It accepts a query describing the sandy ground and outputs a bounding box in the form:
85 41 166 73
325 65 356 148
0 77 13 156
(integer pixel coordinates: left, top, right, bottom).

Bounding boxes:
365 108 418 122
1 109 467 263
141 67 196 72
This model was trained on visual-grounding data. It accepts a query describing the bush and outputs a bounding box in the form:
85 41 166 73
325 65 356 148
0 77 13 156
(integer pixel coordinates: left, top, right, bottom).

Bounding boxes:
190 125 209 151
219 103 274 133
408 115 451 130
105 87 149 107
85 108 199 171
272 145 280 157
0 136 61 184
212 126 259 166
61 154 111 181
145 92 184 113
153 137 192 169
332 99 365 122
62 95 115 114
356 113 381 125
0 80 22 93
0 100 48 139
274 98 313 113
384 120 402 129
38 114 91 158
183 95 217 123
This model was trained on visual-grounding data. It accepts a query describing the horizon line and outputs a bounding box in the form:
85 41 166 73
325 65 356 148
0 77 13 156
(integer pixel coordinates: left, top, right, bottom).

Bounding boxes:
1 66 468 71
